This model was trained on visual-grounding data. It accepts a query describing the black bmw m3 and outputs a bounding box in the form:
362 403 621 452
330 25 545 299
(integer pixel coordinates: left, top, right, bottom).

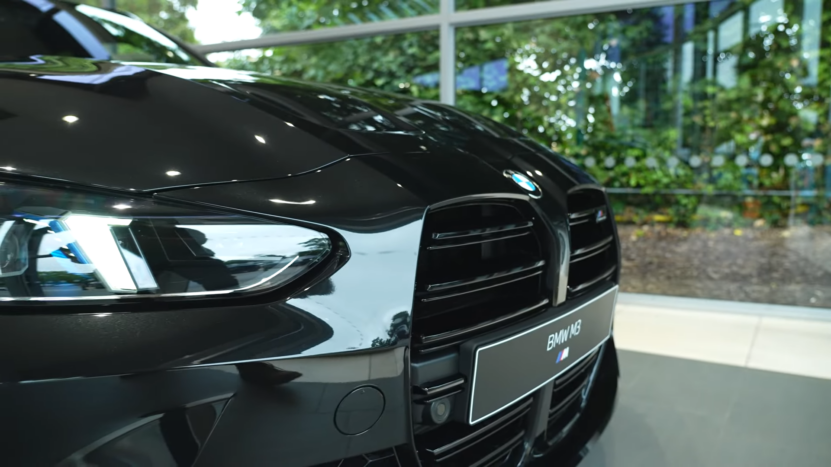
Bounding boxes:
1 1 621 466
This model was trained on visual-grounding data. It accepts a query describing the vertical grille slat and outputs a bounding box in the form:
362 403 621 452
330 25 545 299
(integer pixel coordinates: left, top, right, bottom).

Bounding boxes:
425 260 546 292
418 298 550 349
426 230 532 249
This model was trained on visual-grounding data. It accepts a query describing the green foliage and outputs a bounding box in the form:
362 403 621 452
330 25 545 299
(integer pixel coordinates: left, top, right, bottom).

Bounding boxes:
216 30 440 100
111 0 830 227
453 0 829 226
240 0 438 34
211 0 439 99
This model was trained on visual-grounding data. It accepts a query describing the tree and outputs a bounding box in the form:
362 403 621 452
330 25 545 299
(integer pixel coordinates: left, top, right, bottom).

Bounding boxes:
216 0 830 226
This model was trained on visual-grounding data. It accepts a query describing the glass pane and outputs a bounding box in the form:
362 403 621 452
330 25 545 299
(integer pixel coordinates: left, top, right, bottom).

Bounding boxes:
89 0 440 45
457 0 552 10
239 0 439 34
456 0 831 308
211 31 441 100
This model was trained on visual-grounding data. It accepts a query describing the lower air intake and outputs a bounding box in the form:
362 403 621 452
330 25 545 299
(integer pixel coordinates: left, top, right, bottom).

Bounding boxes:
544 350 600 446
414 398 531 467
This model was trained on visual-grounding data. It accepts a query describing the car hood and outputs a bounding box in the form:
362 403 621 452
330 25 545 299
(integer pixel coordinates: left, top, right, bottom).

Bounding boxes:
0 56 593 191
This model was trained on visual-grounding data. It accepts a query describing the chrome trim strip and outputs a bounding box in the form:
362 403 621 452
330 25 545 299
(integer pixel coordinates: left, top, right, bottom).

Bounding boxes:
426 260 546 292
569 243 611 264
418 298 550 347
418 388 464 404
421 270 543 302
555 227 569 306
567 264 616 295
571 235 613 257
432 221 533 240
427 231 530 250
567 206 605 220
415 377 466 396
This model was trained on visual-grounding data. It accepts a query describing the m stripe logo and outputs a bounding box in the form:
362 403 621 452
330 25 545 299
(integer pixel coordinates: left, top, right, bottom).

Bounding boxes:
556 347 570 363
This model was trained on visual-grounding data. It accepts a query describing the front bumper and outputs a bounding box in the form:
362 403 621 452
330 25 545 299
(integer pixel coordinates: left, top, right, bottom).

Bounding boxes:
332 336 620 467
529 336 619 466
2 336 617 467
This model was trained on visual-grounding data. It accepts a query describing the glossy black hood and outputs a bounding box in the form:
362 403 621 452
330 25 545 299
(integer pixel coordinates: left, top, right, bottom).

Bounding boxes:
0 56 594 192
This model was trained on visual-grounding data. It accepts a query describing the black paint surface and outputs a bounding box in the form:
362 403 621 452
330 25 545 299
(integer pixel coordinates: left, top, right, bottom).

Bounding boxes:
0 49 619 466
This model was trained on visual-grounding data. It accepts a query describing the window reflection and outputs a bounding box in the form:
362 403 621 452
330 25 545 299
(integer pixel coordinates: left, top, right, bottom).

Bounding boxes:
74 5 198 64
0 1 203 64
239 82 418 133
0 184 330 301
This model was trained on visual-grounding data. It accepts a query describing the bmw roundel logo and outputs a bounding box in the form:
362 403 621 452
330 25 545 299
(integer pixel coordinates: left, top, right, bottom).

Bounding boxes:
504 170 542 199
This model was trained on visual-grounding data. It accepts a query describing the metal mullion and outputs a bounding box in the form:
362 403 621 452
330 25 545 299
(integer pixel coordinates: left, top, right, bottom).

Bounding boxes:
193 14 441 54
439 0 455 105
194 0 711 54
448 0 708 28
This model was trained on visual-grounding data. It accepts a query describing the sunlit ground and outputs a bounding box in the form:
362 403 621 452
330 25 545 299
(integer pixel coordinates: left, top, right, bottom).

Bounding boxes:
618 224 831 308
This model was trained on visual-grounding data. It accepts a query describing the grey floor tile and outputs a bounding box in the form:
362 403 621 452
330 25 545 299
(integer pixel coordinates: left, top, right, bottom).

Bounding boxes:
615 350 649 391
710 431 830 467
579 403 673 467
581 351 831 467
617 350 743 417
582 394 723 467
734 366 831 408
721 369 831 459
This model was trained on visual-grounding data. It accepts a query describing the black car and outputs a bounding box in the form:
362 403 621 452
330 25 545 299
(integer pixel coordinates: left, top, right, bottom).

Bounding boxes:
0 2 621 466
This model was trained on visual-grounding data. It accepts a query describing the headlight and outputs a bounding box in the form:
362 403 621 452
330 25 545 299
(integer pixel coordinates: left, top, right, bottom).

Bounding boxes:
0 183 331 302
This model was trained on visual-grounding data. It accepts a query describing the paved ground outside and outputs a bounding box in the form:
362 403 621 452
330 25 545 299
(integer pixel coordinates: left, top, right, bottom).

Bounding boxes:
617 225 831 308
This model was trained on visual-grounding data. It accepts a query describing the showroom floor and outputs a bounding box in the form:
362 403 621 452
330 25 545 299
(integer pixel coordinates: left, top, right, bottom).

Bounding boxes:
579 295 831 467
580 351 831 467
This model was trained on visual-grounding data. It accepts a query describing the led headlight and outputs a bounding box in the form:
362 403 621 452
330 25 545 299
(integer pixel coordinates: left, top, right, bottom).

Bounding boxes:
0 183 332 302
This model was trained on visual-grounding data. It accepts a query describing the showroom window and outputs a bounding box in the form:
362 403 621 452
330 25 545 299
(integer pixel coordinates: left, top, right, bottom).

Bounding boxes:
82 0 830 309
456 0 552 9
207 31 441 100
80 0 440 43
233 0 440 33
454 0 831 307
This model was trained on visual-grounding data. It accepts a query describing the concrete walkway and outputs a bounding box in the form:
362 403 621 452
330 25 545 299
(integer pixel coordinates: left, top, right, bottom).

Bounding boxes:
613 293 831 380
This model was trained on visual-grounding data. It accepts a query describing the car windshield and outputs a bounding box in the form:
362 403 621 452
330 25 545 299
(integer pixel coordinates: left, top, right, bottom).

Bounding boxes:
0 0 205 65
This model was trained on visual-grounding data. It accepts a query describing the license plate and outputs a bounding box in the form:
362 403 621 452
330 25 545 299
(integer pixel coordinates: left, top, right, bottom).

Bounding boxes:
464 286 617 425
